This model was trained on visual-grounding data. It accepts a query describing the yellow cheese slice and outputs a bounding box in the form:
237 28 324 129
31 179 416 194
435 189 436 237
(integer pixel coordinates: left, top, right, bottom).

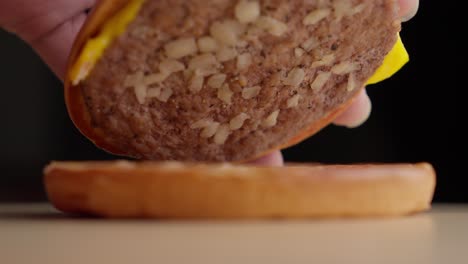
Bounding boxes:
366 35 409 85
69 0 144 85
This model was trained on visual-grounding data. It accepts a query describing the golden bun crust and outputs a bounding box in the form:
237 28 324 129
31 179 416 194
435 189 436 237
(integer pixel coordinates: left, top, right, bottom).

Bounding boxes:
44 161 435 218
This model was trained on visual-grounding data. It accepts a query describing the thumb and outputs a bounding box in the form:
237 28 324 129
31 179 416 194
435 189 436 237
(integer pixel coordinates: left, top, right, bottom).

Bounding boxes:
1 0 94 80
30 13 88 80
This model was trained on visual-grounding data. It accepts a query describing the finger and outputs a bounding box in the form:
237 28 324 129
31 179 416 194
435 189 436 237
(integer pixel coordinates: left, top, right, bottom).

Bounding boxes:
1 0 94 43
2 0 95 79
247 151 284 166
332 89 372 128
31 12 88 79
399 0 420 22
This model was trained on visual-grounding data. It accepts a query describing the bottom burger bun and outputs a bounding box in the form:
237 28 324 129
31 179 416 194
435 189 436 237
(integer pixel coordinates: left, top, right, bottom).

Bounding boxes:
65 0 407 162
44 161 436 219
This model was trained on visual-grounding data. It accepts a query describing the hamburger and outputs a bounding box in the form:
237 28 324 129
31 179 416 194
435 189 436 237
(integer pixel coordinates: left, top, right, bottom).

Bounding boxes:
44 0 434 219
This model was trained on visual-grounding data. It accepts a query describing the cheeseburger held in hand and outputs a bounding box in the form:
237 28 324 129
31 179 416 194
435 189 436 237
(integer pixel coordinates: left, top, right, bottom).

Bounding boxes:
44 0 435 219
65 0 408 162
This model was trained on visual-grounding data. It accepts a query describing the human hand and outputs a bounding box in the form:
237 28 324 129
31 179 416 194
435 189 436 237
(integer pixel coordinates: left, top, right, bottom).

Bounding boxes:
0 0 419 166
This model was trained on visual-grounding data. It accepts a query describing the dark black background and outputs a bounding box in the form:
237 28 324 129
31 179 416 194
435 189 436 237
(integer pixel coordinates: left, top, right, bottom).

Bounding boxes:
0 1 464 202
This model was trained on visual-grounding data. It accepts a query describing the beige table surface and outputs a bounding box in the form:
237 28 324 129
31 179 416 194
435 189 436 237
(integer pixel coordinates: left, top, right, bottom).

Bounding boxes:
1 203 467 264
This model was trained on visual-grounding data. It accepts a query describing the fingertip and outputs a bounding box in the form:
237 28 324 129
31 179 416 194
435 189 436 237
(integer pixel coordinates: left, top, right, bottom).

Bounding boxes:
333 89 372 128
399 0 419 22
247 151 284 167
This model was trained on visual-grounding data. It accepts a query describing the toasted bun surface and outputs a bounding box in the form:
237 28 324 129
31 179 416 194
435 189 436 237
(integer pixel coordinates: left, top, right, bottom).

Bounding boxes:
44 161 435 219
65 0 401 162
